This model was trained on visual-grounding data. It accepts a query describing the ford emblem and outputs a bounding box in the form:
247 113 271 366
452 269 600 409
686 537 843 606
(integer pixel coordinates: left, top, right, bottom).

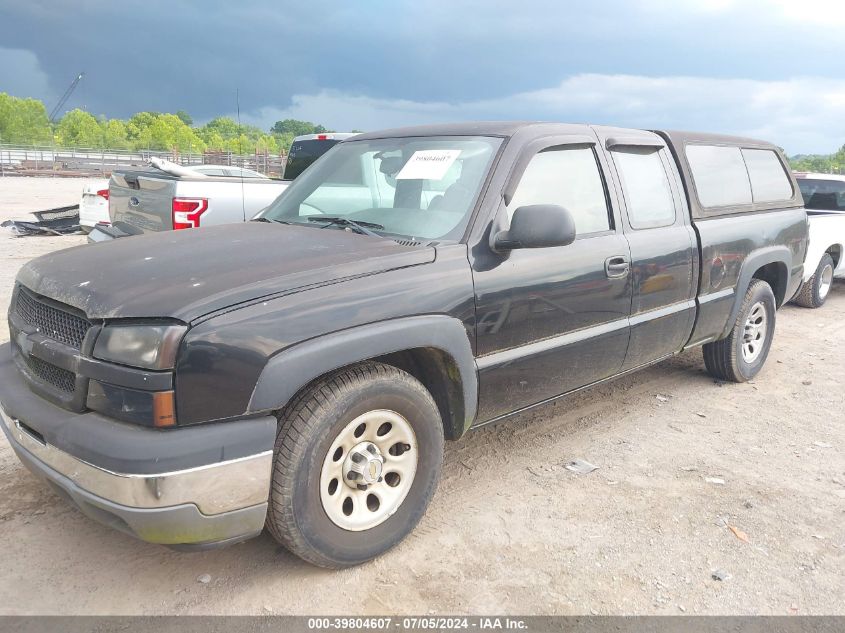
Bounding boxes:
129 196 140 207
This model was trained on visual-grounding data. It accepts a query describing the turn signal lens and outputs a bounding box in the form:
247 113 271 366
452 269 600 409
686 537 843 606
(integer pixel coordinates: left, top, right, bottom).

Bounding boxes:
152 391 176 428
87 382 178 428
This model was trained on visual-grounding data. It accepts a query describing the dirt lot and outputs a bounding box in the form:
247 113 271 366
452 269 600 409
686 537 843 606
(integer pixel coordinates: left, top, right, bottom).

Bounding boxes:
0 176 843 616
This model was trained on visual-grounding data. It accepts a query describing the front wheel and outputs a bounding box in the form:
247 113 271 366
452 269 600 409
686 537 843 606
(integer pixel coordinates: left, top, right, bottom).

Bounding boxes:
703 279 776 383
266 362 444 568
793 253 835 309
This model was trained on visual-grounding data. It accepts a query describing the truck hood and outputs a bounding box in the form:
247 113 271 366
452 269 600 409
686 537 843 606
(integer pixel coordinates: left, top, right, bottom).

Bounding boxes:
17 223 435 322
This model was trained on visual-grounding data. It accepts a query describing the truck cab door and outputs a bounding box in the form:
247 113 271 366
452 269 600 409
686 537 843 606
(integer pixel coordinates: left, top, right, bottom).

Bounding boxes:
595 128 698 370
471 136 633 423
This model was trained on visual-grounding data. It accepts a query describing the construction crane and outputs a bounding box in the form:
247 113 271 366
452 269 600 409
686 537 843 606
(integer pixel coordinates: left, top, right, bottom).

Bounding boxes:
48 72 85 122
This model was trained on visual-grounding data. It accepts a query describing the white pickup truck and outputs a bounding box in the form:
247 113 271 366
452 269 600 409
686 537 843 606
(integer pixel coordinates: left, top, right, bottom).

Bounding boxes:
95 133 355 241
96 160 288 240
793 172 845 307
80 166 269 232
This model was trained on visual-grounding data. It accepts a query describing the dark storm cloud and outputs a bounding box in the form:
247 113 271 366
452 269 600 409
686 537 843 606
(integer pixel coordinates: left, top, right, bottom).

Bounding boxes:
0 0 840 117
1 0 844 152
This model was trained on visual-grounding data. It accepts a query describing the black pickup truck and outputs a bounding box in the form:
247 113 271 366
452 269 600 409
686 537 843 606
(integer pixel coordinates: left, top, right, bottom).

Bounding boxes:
1 122 807 568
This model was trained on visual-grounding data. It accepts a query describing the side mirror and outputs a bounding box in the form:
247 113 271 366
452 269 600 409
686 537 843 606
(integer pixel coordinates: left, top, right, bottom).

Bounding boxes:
494 204 576 250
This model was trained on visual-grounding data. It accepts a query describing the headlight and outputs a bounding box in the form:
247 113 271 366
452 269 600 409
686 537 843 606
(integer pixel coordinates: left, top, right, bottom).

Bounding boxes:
93 323 186 370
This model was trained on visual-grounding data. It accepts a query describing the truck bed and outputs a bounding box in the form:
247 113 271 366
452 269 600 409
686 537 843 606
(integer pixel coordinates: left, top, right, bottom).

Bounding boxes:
110 169 289 235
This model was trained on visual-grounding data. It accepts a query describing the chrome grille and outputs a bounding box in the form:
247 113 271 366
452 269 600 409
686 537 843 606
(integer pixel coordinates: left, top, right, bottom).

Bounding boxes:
14 286 91 349
23 354 76 394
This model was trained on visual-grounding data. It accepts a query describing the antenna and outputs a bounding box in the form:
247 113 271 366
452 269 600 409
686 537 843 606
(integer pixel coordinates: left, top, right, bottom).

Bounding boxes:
236 89 246 222
49 72 85 122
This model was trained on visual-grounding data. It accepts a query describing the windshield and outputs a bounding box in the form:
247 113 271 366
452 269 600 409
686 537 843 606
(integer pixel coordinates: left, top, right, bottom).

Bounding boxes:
262 136 502 241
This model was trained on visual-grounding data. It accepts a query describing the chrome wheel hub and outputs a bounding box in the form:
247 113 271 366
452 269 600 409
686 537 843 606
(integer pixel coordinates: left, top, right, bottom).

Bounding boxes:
742 301 767 363
819 264 833 300
320 410 418 531
343 442 385 489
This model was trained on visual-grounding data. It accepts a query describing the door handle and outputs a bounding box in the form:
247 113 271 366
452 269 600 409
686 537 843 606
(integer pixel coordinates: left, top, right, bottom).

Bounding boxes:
605 256 630 278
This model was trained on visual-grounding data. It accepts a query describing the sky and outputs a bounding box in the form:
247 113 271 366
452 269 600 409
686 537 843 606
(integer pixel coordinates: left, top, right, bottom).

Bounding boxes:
1 0 844 154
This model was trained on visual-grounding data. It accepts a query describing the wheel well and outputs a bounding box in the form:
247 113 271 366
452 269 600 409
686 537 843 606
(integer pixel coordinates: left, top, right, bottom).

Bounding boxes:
752 262 788 306
826 244 842 269
370 348 465 441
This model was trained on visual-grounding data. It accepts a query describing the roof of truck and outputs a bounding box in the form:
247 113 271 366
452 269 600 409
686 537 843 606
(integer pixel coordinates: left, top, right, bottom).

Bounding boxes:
292 133 358 142
350 122 779 149
658 129 780 150
794 172 845 182
351 122 547 140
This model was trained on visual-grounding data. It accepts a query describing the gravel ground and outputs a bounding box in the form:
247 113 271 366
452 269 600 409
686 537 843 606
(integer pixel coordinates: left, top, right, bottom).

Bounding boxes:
0 176 843 615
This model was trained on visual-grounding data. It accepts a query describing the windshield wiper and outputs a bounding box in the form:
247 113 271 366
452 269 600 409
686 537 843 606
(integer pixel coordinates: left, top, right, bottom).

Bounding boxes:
307 216 384 237
251 217 291 224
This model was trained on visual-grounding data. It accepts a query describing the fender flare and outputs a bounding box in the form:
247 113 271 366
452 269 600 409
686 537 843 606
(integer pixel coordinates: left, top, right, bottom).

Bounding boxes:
721 246 791 338
247 315 478 438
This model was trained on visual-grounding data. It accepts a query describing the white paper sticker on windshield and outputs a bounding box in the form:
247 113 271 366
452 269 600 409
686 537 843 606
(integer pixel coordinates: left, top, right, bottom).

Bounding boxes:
395 150 461 180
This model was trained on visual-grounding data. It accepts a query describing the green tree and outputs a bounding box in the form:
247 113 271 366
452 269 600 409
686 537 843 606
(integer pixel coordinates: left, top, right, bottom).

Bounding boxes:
202 131 226 151
55 109 104 147
255 134 279 153
789 150 845 174
200 116 241 140
175 109 193 126
126 111 162 149
100 118 129 149
270 118 326 137
198 116 281 154
0 92 333 154
0 92 52 144
145 113 206 152
124 111 205 152
834 144 845 170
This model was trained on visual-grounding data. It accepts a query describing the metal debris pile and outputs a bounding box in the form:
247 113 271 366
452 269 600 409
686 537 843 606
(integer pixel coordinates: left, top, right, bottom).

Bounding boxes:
1 204 82 236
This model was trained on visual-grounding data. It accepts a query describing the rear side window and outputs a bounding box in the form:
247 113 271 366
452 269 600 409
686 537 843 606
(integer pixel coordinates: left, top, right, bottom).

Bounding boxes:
741 149 793 202
196 168 225 176
227 168 265 179
284 139 341 179
685 145 752 208
798 178 845 211
611 148 676 229
508 146 611 235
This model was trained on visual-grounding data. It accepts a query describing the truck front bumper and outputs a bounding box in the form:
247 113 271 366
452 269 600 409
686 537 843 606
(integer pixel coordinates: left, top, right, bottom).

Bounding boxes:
0 346 276 549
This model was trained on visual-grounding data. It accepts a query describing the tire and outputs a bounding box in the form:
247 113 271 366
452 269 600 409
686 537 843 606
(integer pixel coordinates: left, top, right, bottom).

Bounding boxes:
266 362 444 568
793 253 835 309
703 279 776 383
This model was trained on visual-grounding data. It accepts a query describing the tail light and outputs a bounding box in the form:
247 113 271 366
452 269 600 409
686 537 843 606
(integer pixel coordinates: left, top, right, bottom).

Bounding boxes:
172 197 208 229
96 189 109 200
316 134 328 140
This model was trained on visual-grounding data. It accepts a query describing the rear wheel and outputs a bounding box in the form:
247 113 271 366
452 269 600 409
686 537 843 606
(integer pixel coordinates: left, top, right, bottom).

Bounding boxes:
266 362 444 568
794 253 835 309
703 279 776 383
